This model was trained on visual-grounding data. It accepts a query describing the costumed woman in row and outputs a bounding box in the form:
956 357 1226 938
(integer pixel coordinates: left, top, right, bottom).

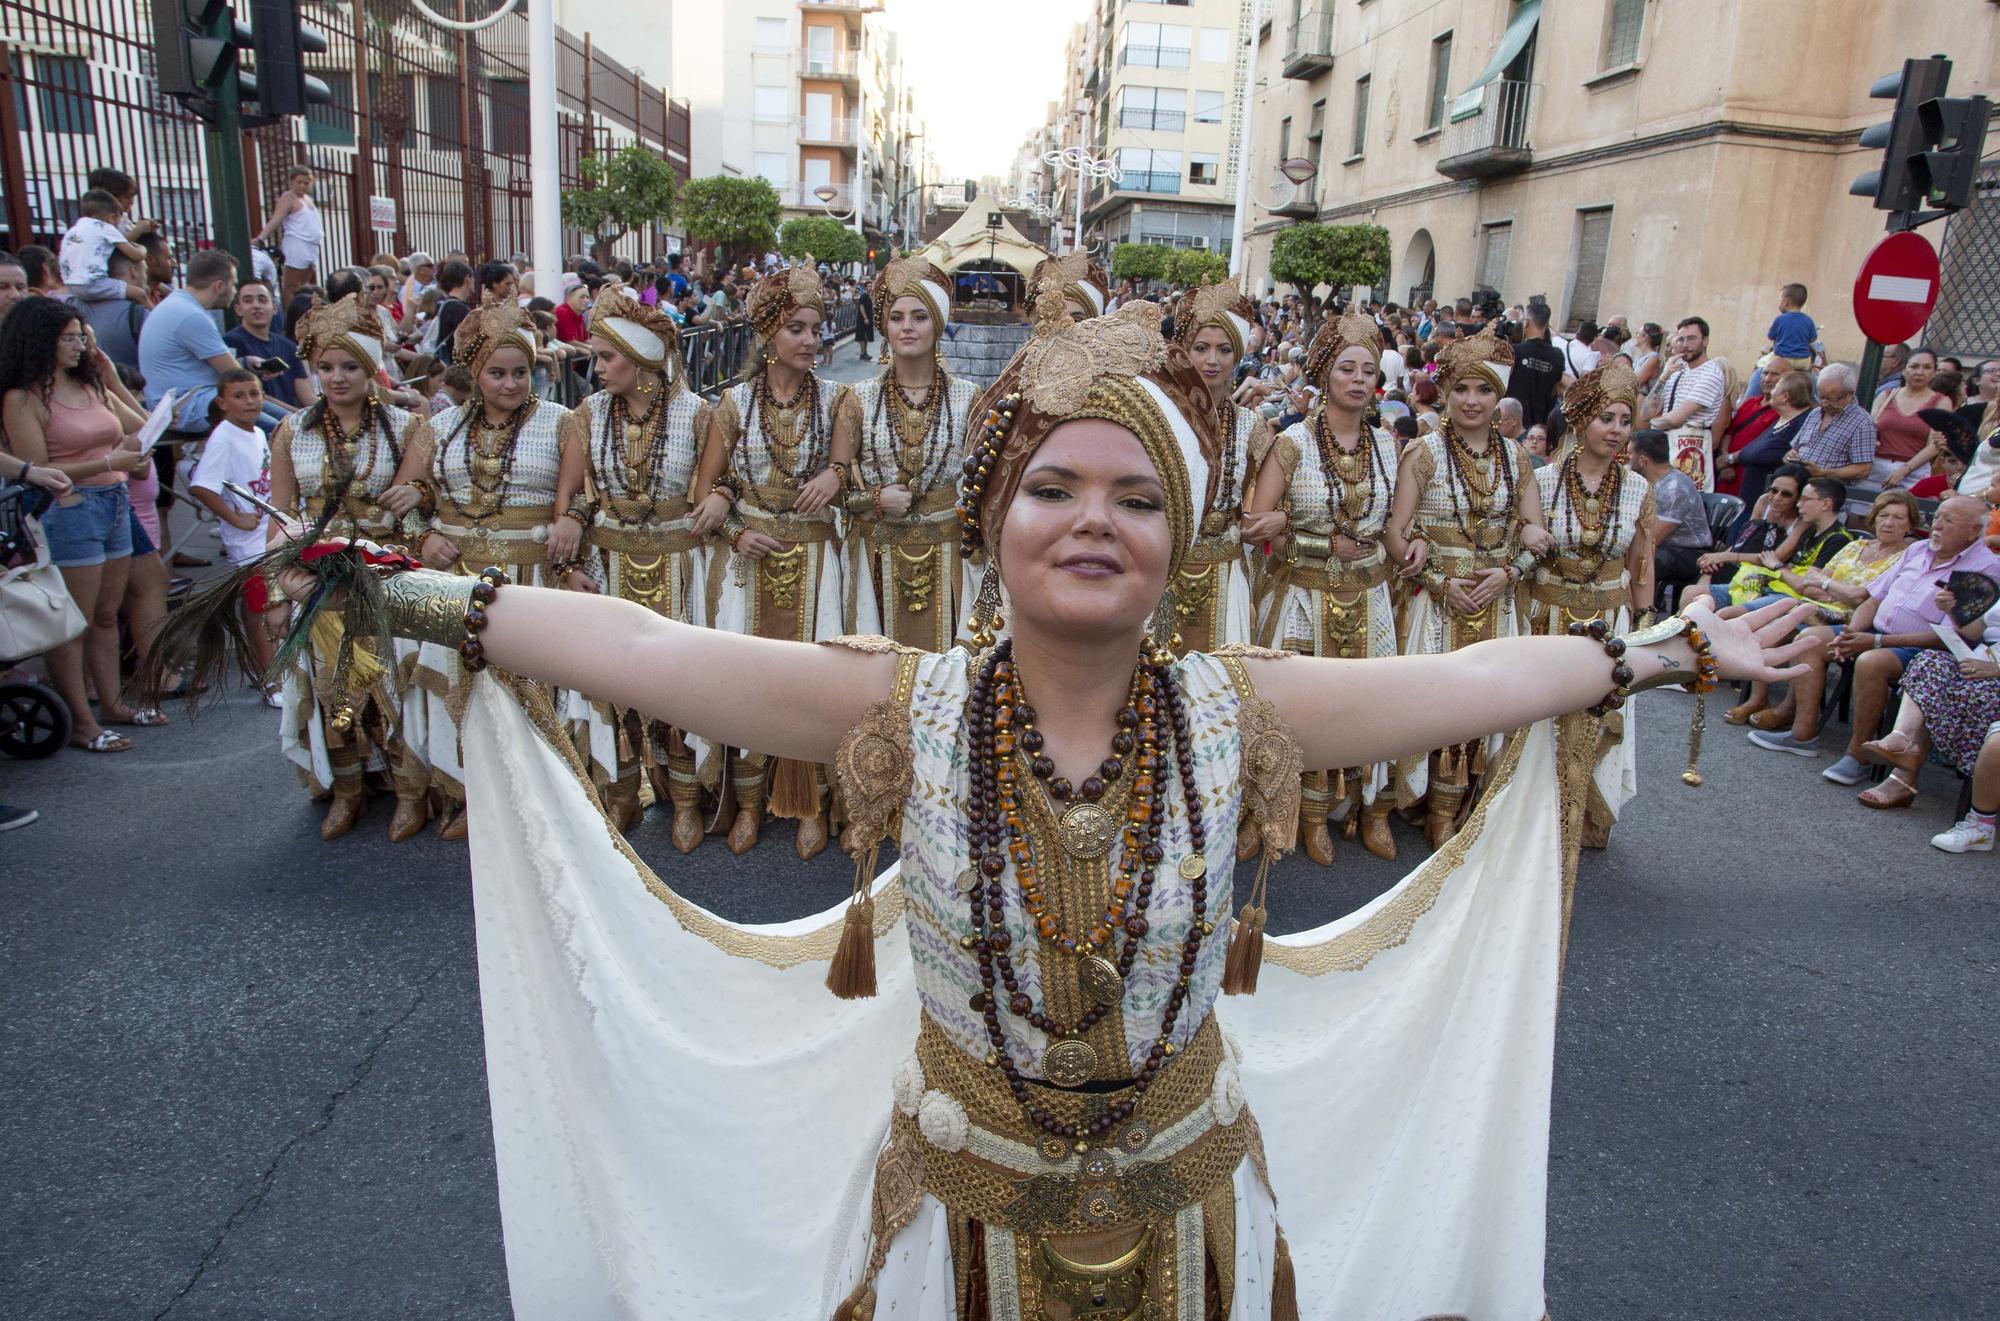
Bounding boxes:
267 294 434 842
1528 358 1655 859
388 301 581 841
550 289 713 845
1029 250 1109 324
1243 311 1405 865
1388 323 1553 846
248 299 1808 1318
689 263 856 859
836 257 979 652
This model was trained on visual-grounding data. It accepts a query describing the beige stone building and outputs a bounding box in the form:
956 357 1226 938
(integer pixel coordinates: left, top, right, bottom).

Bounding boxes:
1238 0 2000 366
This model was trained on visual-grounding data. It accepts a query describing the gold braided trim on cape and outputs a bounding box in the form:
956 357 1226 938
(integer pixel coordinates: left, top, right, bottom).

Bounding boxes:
906 1014 1250 1238
1261 711 1533 975
477 667 908 965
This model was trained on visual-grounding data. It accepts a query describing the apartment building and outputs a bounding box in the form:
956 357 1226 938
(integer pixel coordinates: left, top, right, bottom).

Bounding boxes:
1237 0 2000 363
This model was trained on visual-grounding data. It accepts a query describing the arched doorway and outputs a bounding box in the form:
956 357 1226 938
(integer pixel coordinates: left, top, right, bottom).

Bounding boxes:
1402 229 1436 307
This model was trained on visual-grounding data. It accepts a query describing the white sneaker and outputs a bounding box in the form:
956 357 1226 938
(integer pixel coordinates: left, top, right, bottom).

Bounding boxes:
1931 816 1996 854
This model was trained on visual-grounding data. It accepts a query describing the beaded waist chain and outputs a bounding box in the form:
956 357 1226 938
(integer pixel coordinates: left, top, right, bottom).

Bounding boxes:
433 513 553 567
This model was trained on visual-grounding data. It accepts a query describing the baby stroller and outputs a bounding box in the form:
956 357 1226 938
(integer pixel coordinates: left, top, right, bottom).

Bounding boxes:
0 482 82 759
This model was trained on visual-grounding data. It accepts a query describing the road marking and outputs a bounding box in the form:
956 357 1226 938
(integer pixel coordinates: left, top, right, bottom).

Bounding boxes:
1868 274 1935 303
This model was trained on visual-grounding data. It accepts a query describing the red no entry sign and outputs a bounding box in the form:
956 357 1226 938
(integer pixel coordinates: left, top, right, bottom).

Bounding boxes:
1852 231 1941 345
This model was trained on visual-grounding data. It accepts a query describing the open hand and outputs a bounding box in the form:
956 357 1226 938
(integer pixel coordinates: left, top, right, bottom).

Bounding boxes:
1684 596 1819 683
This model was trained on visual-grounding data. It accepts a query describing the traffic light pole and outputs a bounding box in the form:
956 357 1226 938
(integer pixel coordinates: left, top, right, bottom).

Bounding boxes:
202 8 253 283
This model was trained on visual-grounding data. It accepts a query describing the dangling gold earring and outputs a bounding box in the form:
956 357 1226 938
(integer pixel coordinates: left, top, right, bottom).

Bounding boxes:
968 560 1004 648
1146 587 1181 665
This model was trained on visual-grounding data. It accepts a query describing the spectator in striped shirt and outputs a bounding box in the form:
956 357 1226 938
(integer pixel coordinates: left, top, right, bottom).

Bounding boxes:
1644 317 1728 432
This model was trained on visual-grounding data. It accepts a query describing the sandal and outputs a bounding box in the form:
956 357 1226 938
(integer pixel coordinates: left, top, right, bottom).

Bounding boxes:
1861 733 1923 774
1749 708 1793 732
1857 774 1917 810
109 707 171 728
69 730 133 753
1724 701 1767 726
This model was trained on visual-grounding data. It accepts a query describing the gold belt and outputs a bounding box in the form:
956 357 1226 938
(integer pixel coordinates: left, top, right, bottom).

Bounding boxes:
302 496 395 538
601 493 691 524
1288 553 1391 593
1182 532 1242 566
592 501 703 555
739 504 839 545
906 1014 1245 1237
854 490 959 549
433 503 552 532
433 515 552 566
1529 575 1627 610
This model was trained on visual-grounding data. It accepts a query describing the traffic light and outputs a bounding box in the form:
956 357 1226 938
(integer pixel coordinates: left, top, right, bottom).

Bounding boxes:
1850 55 1991 214
151 0 329 123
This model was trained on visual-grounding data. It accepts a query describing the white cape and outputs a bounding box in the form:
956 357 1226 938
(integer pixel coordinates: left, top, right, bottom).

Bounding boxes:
461 677 1568 1319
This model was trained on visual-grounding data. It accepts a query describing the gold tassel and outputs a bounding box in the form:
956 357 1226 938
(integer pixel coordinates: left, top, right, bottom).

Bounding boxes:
1470 738 1488 777
1332 766 1346 801
1221 856 1271 995
768 756 822 820
826 845 880 1000
1681 691 1708 787
1270 1230 1300 1321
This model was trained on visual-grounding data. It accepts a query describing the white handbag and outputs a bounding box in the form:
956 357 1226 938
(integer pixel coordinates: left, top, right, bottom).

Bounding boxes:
0 512 87 663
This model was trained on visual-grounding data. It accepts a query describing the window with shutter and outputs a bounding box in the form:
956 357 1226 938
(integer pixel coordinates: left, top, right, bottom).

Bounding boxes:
1351 76 1369 157
1603 0 1644 69
1567 209 1613 329
1426 33 1452 131
1477 222 1512 294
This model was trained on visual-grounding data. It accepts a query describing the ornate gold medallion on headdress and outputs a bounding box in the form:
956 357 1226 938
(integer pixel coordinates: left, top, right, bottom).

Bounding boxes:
1302 311 1386 386
453 301 539 379
747 261 830 339
1029 251 1110 331
294 294 385 372
588 286 679 374
959 303 1216 575
1562 356 1641 431
1434 321 1515 394
872 256 952 329
1170 279 1255 356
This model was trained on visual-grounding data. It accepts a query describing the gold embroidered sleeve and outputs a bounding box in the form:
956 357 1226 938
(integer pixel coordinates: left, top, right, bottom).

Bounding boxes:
831 388 865 486
1244 415 1279 473
270 413 296 468
1267 431 1301 484
1635 481 1658 545
398 409 439 511
1400 438 1438 491
557 402 591 457
830 647 923 857
1514 445 1536 488
1219 655 1303 858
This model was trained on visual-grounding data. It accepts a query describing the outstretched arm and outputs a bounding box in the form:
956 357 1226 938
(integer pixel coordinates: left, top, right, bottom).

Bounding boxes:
1247 597 1817 771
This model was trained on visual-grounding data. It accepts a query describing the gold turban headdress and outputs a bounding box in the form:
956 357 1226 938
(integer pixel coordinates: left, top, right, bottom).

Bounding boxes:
587 287 679 374
453 302 539 379
1170 280 1255 357
1029 251 1110 328
871 256 952 329
747 261 829 339
1562 356 1641 431
1434 322 1514 394
293 295 384 373
1302 311 1386 386
959 302 1218 576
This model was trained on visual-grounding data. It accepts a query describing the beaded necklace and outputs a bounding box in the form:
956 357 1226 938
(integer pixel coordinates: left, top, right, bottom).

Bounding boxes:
1438 417 1517 549
1310 406 1389 539
590 386 677 526
874 364 957 495
741 367 827 493
1202 397 1243 536
1551 452 1627 582
964 639 1212 1142
437 398 535 525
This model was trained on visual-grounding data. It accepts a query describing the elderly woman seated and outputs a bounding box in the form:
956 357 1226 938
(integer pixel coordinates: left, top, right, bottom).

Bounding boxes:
1856 583 2000 844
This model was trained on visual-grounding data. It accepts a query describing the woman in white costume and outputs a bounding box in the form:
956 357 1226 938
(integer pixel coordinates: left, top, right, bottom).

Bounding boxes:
835 257 979 653
271 304 1809 1319
1243 311 1405 865
550 289 713 845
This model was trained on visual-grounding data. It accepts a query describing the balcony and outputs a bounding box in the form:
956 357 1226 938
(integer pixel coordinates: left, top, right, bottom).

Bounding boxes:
1120 44 1190 69
1118 170 1181 196
1119 106 1186 133
1270 173 1316 217
1436 78 1534 180
801 48 858 81
798 115 860 149
799 0 880 21
1281 8 1334 80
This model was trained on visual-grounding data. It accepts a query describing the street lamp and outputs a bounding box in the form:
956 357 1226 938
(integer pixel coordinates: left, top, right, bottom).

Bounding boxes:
1042 145 1121 256
1278 157 1319 186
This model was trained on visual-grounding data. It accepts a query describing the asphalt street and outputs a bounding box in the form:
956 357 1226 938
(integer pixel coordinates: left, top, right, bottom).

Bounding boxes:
3 358 1993 1321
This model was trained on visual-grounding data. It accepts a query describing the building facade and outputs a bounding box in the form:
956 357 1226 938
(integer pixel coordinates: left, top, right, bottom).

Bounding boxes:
1238 0 2000 365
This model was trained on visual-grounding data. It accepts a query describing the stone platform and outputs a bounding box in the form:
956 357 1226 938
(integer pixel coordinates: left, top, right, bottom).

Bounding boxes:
941 320 1034 392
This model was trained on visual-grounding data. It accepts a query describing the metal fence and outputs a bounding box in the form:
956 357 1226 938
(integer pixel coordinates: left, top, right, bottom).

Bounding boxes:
0 0 692 269
1925 154 2000 361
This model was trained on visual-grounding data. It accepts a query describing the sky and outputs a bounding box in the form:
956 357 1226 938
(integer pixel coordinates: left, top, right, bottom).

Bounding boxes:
887 0 1091 181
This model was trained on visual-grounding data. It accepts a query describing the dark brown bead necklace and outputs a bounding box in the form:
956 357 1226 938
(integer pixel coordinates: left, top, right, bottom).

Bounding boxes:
963 639 1213 1145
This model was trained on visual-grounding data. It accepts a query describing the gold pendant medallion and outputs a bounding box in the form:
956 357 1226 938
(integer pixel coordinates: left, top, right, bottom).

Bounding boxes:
1057 802 1117 859
1042 1038 1098 1087
1080 954 1124 1005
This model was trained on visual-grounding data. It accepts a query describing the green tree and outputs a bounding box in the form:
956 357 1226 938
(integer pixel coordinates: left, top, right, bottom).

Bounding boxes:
559 145 678 266
678 175 783 260
1111 242 1171 283
778 215 866 267
1268 223 1391 297
1167 248 1229 287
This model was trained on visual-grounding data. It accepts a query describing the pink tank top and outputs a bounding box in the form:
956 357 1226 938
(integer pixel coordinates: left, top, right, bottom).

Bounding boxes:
45 391 124 488
1876 391 1946 463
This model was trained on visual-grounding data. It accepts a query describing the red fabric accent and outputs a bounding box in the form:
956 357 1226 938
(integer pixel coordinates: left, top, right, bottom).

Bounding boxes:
242 541 423 614
1715 396 1777 495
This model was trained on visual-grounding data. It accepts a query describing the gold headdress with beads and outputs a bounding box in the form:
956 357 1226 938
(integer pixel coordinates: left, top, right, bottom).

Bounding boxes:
871 256 952 329
587 287 679 373
1170 279 1255 356
1434 321 1514 394
294 295 384 372
959 302 1216 576
1029 251 1110 331
1562 357 1642 432
1302 311 1385 387
747 261 829 339
452 302 538 380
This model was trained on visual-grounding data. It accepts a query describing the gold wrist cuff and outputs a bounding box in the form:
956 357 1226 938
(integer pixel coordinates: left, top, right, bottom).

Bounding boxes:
1620 613 1697 694
383 570 479 646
